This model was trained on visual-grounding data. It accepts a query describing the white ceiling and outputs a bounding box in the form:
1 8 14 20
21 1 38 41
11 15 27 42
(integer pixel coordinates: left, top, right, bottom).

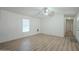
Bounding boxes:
0 7 79 19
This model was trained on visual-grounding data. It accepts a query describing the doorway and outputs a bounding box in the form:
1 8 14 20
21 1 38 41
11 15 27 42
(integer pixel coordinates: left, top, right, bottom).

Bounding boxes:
65 18 73 37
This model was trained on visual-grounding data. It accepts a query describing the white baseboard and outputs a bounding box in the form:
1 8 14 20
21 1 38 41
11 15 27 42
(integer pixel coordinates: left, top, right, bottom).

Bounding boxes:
0 33 40 43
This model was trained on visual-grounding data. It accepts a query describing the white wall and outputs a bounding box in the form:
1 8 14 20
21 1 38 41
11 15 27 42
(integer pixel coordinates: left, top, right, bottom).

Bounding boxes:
0 10 40 43
73 17 76 36
40 13 64 37
75 13 79 42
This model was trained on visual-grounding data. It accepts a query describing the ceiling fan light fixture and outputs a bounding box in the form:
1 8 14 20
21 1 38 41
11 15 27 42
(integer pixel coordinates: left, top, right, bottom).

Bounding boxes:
43 7 49 15
44 12 48 15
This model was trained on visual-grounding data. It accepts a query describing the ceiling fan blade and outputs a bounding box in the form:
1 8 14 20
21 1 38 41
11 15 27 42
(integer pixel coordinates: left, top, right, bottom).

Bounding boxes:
35 7 55 17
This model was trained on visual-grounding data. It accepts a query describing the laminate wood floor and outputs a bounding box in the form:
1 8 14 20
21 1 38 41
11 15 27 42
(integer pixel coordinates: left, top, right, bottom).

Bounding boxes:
0 33 79 51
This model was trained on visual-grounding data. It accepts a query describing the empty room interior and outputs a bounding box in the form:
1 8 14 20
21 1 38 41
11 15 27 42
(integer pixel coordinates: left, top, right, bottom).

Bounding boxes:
0 7 79 51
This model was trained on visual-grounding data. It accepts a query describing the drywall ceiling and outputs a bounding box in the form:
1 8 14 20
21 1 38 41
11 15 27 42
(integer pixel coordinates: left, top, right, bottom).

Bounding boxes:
0 7 79 19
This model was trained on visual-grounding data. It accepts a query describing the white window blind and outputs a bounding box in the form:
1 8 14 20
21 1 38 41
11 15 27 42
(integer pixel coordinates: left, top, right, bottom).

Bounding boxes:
22 19 30 32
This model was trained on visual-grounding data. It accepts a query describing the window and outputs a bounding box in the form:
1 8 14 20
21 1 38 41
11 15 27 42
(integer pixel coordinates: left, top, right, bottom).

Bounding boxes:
22 19 30 32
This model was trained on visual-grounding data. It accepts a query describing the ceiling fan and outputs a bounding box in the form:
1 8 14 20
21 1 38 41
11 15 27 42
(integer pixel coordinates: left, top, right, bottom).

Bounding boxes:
42 7 49 15
39 7 54 16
